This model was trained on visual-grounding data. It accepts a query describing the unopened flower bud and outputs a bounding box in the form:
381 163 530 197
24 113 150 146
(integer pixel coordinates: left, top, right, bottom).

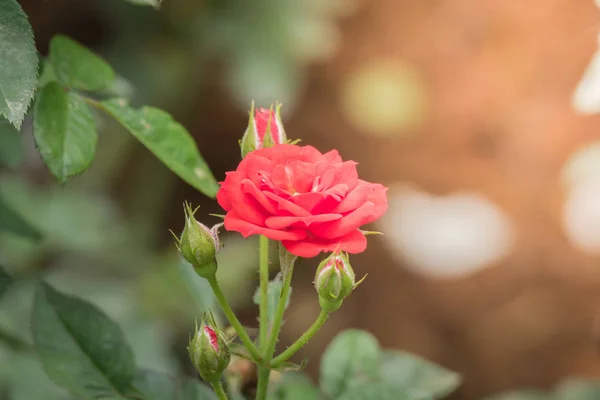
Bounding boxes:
188 313 231 382
240 102 287 158
176 202 219 279
314 253 356 312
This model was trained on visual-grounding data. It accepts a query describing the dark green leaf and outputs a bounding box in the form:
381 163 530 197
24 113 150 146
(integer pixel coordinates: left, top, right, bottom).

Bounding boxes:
337 383 424 400
37 59 57 88
33 82 98 182
253 274 291 326
320 329 381 398
0 119 23 168
380 351 461 399
123 0 163 8
129 369 218 400
31 282 135 398
102 99 218 197
0 0 38 129
269 373 319 400
49 35 114 91
0 266 13 301
0 194 41 240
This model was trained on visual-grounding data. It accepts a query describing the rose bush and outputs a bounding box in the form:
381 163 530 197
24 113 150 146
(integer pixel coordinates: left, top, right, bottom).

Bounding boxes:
217 144 388 257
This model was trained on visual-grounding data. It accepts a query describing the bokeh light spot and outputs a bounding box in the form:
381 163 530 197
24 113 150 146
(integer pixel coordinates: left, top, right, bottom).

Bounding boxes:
340 59 427 137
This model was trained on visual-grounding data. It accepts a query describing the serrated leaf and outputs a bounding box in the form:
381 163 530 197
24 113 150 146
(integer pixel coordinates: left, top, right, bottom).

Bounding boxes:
0 266 13 301
0 119 23 168
102 99 218 197
253 274 291 326
31 282 136 398
49 35 114 91
380 351 461 399
33 82 98 182
123 0 163 8
0 0 38 129
129 369 218 400
0 194 41 240
320 329 381 398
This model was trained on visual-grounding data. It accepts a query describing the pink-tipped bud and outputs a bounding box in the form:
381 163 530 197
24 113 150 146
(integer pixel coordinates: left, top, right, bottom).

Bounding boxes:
188 313 230 382
176 202 219 279
240 102 287 158
314 253 356 312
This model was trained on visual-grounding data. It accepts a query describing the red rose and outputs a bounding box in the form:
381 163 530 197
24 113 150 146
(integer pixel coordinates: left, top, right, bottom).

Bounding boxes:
217 144 388 257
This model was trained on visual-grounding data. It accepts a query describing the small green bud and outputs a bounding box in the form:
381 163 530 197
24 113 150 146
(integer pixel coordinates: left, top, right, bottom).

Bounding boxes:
240 101 288 158
176 202 219 279
314 253 356 312
188 313 231 382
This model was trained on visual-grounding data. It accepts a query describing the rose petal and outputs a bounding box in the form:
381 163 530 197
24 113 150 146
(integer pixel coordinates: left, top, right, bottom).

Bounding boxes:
264 191 312 217
291 192 328 212
241 179 278 214
282 230 367 257
333 183 373 214
265 213 342 230
217 172 240 211
241 154 274 185
320 149 343 164
224 211 306 241
312 201 376 238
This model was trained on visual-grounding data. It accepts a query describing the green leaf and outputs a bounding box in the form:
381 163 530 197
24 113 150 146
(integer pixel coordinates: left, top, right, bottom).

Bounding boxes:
0 266 13 301
123 0 163 8
555 379 600 400
49 35 114 91
0 194 41 240
102 99 218 197
336 383 423 400
253 274 291 326
320 329 381 398
269 373 320 400
31 282 136 398
380 351 461 399
0 119 23 168
0 0 38 129
33 82 98 182
129 369 218 400
482 391 548 400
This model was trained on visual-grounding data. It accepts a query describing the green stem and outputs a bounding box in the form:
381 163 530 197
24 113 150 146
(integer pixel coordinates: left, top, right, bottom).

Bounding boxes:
207 276 261 362
81 95 105 111
256 235 271 400
211 381 228 400
264 263 294 361
258 235 270 351
255 367 270 400
270 310 330 368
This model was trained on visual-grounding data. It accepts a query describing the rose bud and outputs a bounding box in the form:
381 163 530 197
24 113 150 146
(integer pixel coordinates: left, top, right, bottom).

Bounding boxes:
240 102 287 158
176 202 219 279
314 253 356 312
188 313 231 382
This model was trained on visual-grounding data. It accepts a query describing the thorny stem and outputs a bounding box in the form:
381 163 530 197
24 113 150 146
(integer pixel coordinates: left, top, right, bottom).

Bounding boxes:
211 381 228 400
256 235 271 400
259 235 270 352
264 262 294 361
207 276 261 362
270 310 330 368
255 367 270 400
